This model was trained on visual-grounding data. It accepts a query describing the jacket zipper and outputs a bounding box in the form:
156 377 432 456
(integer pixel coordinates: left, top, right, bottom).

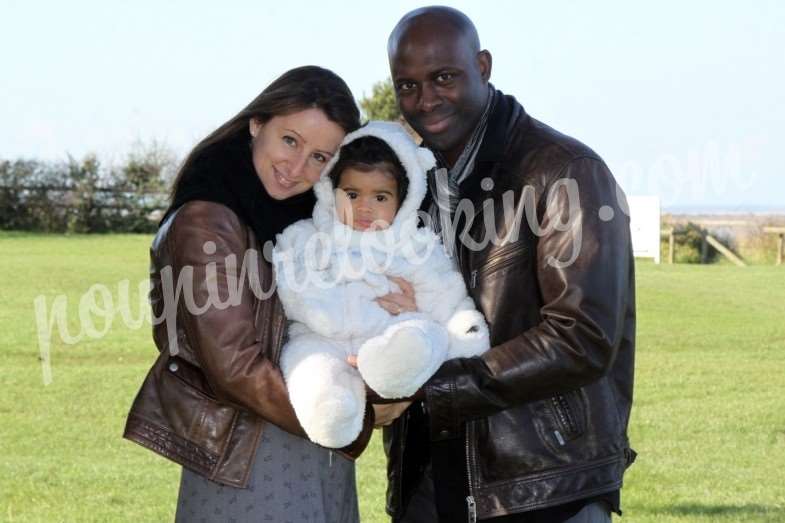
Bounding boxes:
552 394 577 435
394 408 409 515
465 420 477 523
466 495 477 523
270 301 286 366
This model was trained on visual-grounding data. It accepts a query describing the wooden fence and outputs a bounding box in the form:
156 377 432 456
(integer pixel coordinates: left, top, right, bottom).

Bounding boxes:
661 220 785 266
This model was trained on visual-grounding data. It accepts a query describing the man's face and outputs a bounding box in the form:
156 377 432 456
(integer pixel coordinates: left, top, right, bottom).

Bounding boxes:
390 29 490 165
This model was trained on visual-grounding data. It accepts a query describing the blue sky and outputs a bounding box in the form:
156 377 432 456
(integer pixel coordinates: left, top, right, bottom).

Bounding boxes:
2 0 783 208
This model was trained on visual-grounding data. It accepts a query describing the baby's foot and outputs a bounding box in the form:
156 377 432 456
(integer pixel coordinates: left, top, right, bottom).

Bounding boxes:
358 322 447 398
303 385 363 448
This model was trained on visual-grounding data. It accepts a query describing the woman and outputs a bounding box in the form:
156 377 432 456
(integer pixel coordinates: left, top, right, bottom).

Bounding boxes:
123 66 374 523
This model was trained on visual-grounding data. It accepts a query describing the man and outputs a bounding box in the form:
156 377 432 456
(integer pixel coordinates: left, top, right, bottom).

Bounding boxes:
382 6 636 523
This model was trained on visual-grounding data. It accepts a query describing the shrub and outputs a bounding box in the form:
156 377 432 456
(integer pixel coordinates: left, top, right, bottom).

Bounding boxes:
0 141 175 233
661 222 719 264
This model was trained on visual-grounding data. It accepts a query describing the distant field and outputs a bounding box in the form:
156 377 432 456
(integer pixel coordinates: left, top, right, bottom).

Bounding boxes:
1 232 784 522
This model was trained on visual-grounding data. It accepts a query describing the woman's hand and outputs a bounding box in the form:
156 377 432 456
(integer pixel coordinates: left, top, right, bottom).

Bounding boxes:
375 276 417 315
346 354 420 427
373 402 412 427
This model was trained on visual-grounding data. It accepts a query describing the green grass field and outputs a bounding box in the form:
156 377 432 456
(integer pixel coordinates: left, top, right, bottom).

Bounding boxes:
1 232 784 522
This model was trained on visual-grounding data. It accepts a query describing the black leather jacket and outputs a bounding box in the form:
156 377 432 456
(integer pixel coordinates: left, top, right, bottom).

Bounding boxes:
384 92 636 520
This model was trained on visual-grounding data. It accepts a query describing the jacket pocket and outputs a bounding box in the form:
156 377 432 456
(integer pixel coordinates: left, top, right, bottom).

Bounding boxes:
158 356 237 457
471 242 530 288
549 390 586 443
533 389 587 453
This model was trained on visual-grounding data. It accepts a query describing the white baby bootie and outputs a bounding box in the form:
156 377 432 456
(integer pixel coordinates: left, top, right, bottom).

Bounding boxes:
357 319 448 398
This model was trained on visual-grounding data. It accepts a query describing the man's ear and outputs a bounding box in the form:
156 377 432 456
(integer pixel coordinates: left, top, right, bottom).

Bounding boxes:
249 117 262 138
477 50 492 82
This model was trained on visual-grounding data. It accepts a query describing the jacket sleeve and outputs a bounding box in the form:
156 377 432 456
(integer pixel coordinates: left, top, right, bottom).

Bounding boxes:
425 157 634 441
167 202 375 456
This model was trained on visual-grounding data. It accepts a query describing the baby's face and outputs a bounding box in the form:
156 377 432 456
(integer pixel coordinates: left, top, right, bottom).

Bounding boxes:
336 168 399 231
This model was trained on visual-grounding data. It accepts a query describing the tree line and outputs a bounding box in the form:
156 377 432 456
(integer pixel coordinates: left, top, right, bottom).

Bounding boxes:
0 142 175 233
2 80 400 233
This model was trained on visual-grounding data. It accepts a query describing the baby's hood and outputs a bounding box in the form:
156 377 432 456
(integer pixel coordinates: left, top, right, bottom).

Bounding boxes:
312 121 436 246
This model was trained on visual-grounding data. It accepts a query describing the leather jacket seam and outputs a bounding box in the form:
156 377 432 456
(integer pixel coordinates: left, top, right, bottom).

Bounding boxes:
478 480 624 518
475 453 623 489
209 409 240 483
240 420 265 486
549 154 602 185
125 413 219 469
544 156 611 219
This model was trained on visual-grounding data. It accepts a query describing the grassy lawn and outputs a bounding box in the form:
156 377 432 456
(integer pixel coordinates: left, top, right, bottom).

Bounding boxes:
1 232 784 522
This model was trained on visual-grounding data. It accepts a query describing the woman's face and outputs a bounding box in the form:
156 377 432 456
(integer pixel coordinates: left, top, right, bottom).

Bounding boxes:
249 108 345 200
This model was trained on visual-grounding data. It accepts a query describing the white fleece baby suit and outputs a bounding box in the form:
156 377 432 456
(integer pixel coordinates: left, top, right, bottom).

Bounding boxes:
272 121 490 448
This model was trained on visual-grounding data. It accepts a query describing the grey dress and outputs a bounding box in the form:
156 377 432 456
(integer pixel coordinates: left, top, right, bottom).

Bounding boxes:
174 423 359 523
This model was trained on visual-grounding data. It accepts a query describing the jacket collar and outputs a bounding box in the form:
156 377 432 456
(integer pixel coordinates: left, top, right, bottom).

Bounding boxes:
476 87 528 164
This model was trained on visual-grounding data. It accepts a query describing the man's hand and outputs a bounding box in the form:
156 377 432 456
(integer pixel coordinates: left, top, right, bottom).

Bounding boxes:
375 276 417 315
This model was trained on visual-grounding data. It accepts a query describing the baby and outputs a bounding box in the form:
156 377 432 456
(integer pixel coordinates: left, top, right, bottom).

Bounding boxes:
272 121 489 448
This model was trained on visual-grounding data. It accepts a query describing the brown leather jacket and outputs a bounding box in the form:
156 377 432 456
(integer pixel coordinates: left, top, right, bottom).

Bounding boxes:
124 201 373 488
384 92 636 519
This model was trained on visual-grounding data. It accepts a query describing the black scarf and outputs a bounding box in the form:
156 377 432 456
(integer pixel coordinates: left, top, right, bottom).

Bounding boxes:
162 131 316 249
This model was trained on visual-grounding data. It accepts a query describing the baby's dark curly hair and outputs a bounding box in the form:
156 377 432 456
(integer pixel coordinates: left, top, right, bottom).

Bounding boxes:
329 136 408 206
